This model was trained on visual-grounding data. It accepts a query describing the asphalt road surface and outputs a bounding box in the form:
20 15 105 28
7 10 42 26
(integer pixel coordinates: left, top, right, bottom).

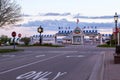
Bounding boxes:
0 45 114 80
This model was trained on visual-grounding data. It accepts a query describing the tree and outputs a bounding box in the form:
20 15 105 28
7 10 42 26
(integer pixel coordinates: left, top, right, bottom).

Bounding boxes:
0 0 21 27
0 35 10 44
20 37 30 45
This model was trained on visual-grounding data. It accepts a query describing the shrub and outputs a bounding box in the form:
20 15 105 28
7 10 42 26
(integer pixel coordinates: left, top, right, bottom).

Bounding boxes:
106 40 115 46
20 37 30 45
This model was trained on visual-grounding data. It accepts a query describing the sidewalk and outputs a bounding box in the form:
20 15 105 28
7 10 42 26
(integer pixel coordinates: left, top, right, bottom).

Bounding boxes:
104 51 120 80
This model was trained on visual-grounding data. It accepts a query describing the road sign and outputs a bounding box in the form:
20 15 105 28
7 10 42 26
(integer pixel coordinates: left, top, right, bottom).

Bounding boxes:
12 31 16 37
18 33 21 37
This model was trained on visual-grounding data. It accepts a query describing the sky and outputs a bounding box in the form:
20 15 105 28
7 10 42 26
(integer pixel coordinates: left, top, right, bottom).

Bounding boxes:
18 0 120 16
0 0 119 37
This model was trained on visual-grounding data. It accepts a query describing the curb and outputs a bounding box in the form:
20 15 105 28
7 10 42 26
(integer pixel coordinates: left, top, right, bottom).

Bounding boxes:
88 52 105 80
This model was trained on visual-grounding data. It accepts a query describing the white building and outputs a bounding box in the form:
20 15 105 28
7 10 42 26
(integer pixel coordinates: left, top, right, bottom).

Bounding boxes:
30 26 112 45
30 35 56 45
56 27 84 45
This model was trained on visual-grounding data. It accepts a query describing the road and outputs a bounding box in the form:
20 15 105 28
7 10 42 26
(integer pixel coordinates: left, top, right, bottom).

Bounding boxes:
0 45 114 80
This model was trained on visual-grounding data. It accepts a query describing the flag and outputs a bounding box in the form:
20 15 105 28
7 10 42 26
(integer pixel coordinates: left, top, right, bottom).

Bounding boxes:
95 26 97 29
58 27 60 29
69 26 70 29
118 28 120 32
77 19 79 24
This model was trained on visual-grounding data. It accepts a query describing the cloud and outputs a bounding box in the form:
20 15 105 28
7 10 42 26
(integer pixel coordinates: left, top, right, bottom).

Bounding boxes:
73 14 115 19
43 12 71 16
18 14 115 31
22 14 31 17
20 19 115 31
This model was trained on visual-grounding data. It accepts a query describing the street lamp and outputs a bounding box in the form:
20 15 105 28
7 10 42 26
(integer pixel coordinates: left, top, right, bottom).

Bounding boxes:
37 25 43 45
114 12 118 46
114 12 120 55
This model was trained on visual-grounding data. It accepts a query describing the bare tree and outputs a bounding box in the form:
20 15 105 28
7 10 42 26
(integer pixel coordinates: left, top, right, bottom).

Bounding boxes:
0 0 21 27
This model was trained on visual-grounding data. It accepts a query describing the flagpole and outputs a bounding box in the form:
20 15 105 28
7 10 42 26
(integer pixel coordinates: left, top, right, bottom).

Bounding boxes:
77 18 79 27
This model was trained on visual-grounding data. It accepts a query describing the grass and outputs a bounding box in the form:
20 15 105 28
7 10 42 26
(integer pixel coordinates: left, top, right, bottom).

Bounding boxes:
97 44 115 48
0 49 23 54
18 44 64 47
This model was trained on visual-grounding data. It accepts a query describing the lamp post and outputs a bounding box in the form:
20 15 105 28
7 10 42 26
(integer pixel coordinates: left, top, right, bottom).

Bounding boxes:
114 12 118 46
37 25 43 45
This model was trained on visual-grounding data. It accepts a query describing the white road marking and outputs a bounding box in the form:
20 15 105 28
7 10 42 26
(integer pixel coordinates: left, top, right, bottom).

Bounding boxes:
16 71 67 80
47 51 78 53
66 55 85 58
35 55 45 58
24 51 33 53
0 53 67 75
16 71 52 80
2 55 15 57
52 72 67 80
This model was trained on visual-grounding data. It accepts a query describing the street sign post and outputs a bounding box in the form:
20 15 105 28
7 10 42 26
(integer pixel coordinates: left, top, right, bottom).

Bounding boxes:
11 31 16 49
17 33 22 44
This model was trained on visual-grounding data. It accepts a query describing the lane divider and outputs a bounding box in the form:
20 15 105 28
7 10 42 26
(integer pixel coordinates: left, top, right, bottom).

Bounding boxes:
35 55 45 58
